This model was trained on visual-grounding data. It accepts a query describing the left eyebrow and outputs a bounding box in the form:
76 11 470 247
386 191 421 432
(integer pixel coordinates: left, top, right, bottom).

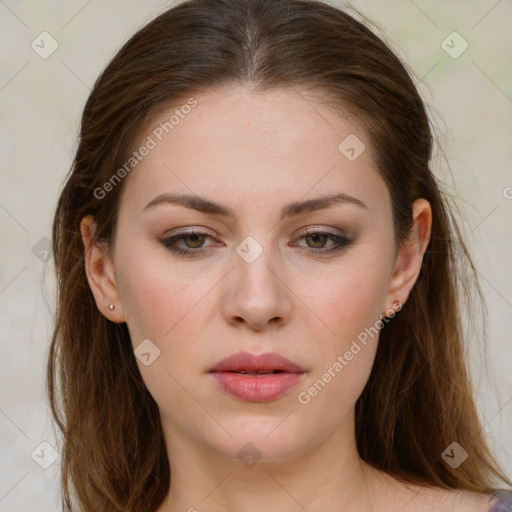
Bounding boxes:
142 192 368 220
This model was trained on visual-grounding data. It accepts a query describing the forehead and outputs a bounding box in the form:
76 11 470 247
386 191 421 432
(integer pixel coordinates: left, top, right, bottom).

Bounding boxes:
119 85 388 217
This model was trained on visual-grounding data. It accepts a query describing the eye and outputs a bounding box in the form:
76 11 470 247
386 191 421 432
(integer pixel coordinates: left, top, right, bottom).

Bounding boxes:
161 229 219 257
161 227 352 258
292 227 352 255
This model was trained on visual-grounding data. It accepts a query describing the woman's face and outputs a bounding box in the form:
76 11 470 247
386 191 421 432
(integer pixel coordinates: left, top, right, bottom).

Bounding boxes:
86 86 421 463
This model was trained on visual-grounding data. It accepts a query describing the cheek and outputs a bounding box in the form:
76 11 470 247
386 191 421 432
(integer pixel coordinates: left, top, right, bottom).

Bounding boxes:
311 247 392 341
115 251 213 420
115 246 208 343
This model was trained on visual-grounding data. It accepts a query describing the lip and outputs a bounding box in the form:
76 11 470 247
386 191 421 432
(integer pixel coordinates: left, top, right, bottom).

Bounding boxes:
208 351 306 403
209 351 305 373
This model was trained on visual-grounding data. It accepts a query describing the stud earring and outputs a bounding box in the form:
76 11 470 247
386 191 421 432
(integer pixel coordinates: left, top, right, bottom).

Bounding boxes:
108 304 115 311
382 300 402 319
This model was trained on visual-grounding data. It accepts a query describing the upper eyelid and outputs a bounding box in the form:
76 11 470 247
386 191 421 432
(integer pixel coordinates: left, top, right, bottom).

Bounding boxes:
162 226 349 244
163 225 347 236
165 227 217 237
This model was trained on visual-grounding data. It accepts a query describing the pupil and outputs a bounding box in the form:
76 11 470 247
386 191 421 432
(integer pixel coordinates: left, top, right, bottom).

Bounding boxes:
308 233 325 248
186 234 205 248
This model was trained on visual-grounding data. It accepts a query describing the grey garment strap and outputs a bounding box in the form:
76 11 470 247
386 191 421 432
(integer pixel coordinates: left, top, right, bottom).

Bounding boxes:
489 490 512 512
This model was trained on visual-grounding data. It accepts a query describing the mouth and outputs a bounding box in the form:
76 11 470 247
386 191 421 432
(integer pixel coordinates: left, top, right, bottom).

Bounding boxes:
208 351 306 374
208 351 306 402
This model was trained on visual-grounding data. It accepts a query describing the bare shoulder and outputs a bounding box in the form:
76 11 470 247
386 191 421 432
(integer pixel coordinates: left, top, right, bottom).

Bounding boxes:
422 488 493 512
388 482 493 512
367 468 494 512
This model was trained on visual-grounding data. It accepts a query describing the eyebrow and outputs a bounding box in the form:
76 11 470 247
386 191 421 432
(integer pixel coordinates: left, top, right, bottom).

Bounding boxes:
143 191 367 220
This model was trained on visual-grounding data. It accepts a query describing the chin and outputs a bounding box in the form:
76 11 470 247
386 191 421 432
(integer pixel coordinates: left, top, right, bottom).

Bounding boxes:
201 416 319 464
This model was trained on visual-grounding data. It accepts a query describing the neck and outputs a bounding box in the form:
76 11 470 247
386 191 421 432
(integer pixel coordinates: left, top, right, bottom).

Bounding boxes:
158 409 375 512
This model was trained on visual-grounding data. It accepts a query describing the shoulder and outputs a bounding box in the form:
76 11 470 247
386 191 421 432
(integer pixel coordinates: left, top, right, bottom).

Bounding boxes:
488 490 512 512
395 485 506 512
371 473 498 512
393 487 492 512
366 465 511 512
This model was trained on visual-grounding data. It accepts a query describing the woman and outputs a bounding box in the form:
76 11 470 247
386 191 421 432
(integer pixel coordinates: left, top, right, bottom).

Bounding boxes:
48 0 512 510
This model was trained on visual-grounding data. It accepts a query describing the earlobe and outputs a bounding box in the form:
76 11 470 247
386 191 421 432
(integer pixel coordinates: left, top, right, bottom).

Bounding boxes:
385 198 432 310
80 215 125 323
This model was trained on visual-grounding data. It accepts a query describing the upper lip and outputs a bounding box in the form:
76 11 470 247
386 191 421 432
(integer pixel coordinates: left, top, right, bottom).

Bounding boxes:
209 351 306 373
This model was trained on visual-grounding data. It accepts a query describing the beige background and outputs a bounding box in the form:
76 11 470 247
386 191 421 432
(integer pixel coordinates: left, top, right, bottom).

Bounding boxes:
0 0 511 510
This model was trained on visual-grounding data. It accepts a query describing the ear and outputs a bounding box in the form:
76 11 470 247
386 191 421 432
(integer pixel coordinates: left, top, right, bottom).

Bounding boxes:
384 198 432 311
80 215 126 323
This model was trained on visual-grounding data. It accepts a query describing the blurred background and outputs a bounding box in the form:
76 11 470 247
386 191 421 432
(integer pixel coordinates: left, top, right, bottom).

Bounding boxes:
0 0 511 510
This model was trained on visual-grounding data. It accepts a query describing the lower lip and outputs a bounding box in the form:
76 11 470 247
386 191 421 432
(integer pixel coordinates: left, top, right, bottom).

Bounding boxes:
209 371 305 402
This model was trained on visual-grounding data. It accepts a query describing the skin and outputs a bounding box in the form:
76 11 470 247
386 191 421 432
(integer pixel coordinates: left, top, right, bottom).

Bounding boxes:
80 86 491 511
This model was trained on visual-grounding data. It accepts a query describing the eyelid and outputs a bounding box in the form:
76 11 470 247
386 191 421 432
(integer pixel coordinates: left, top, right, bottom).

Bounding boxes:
163 225 347 242
294 225 350 241
162 226 219 240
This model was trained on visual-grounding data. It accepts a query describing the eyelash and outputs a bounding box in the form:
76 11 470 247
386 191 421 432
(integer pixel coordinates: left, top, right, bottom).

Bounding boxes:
161 228 352 258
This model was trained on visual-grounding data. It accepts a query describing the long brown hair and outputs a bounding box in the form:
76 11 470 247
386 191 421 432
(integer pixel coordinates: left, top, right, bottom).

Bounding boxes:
48 0 511 510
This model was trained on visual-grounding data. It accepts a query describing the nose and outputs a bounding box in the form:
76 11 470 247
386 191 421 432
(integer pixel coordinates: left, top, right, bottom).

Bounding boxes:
220 240 292 331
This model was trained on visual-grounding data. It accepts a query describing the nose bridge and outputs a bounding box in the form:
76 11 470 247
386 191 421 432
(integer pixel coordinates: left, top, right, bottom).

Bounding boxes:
233 232 281 295
222 230 291 329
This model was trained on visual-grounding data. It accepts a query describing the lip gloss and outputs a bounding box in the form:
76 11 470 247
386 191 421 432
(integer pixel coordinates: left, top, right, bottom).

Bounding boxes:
209 371 305 402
